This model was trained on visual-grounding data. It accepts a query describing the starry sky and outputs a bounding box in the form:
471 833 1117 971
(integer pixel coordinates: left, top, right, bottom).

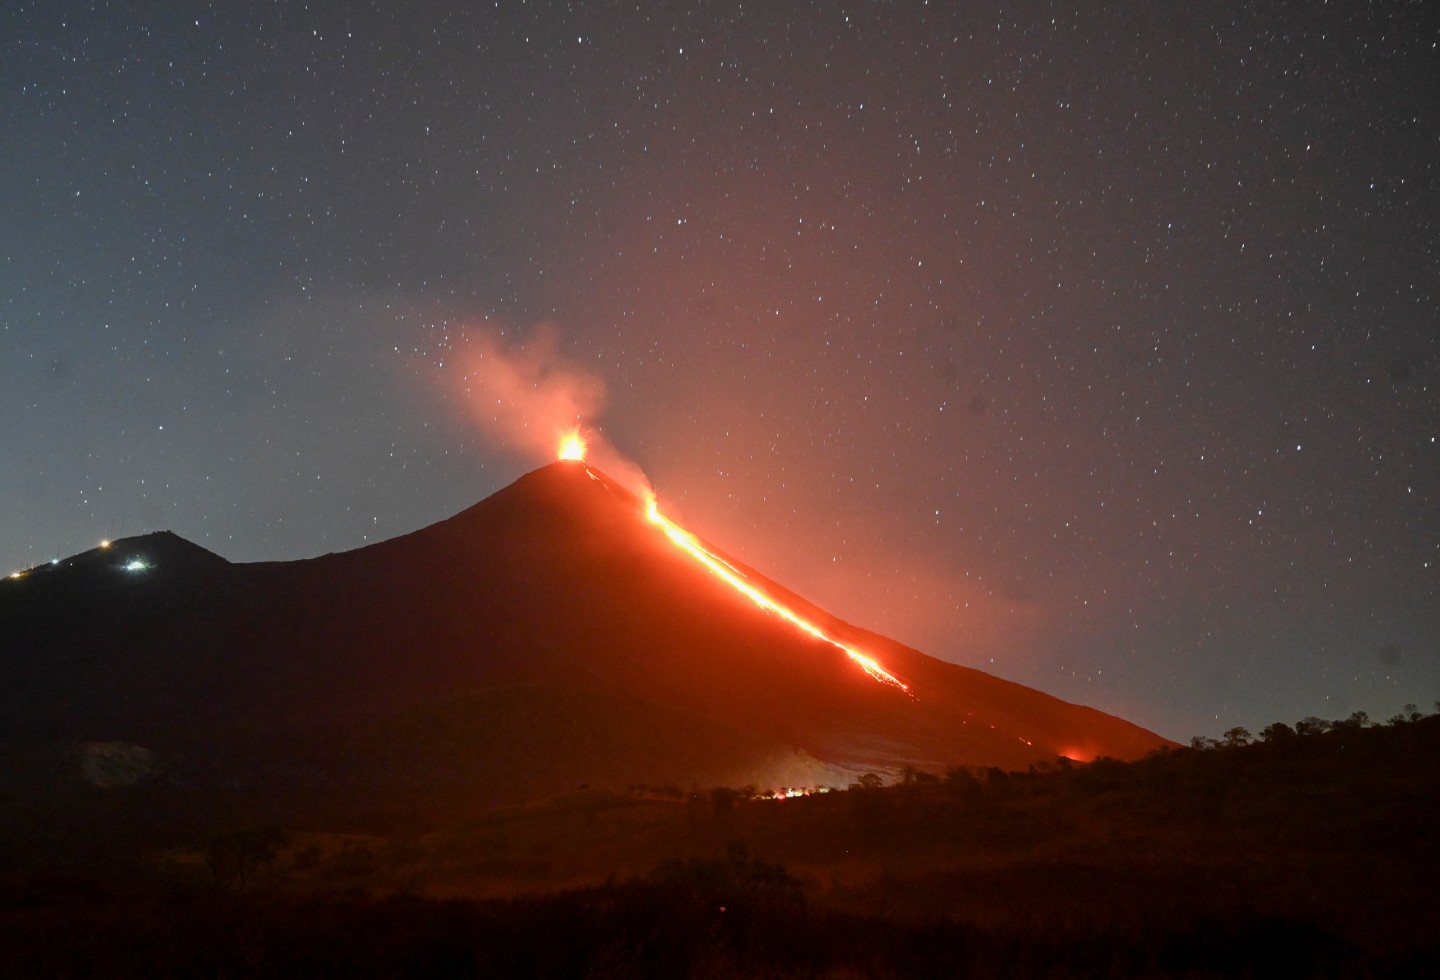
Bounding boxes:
5 1 1437 740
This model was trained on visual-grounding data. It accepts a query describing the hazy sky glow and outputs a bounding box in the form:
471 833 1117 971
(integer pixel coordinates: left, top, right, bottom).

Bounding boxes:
4 2 1436 739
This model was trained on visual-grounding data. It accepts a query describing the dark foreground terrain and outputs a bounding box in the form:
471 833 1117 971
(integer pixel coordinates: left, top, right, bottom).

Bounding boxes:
3 713 1438 978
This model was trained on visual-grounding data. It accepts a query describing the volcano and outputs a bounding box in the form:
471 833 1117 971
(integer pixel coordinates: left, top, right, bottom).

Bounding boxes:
0 462 1172 821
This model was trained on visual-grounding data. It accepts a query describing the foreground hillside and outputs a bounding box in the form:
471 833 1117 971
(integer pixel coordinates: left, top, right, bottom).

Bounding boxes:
2 713 1435 977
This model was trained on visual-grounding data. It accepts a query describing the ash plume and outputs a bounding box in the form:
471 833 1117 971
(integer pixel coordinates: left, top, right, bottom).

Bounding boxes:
444 323 652 498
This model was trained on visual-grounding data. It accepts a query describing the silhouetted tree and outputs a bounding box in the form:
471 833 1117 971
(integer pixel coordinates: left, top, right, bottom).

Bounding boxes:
901 766 939 785
1295 716 1329 736
852 772 883 791
1222 727 1253 747
984 766 1011 789
943 766 982 798
709 786 741 815
1259 722 1296 742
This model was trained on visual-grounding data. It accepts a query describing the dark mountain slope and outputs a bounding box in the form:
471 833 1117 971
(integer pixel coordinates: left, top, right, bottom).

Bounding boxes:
0 462 1172 814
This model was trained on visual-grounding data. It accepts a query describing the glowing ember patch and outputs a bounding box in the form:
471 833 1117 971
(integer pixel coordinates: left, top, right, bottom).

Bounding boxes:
557 429 587 461
643 496 909 692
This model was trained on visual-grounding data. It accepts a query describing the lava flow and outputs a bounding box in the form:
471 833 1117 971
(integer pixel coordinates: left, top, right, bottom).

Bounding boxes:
557 437 909 693
643 500 910 691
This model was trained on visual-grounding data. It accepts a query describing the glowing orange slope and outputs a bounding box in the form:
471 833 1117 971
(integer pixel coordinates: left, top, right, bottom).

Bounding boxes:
0 459 1175 811
556 431 907 692
641 496 909 692
406 459 1176 774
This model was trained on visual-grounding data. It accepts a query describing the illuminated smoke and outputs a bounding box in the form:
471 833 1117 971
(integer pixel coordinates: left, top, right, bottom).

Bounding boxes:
446 324 652 497
449 324 601 458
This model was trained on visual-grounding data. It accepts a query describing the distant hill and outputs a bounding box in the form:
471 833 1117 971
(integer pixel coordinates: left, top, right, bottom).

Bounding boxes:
0 461 1172 821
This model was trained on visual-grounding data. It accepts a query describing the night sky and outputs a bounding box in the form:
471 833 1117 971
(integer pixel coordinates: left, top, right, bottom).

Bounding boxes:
5 1 1437 740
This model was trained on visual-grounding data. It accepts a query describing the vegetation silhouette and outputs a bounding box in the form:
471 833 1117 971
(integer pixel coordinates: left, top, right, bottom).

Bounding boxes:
1 710 1437 976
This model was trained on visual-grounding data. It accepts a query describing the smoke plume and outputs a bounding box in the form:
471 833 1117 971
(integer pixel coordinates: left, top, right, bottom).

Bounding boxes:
445 324 652 497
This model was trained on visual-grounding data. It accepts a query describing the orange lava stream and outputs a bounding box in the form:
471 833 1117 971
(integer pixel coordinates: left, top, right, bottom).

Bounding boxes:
643 497 910 693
